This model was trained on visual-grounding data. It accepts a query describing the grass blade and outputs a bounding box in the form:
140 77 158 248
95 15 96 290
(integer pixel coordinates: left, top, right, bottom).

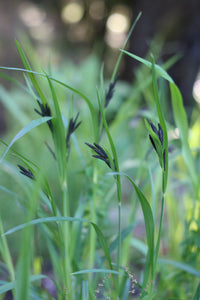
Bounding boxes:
120 50 173 83
82 280 89 300
122 50 198 195
0 64 98 140
15 40 47 104
0 275 48 294
109 172 155 283
0 220 15 283
72 269 124 276
3 216 113 272
158 258 200 278
111 11 142 82
169 82 198 194
0 116 53 162
151 56 168 192
193 283 200 300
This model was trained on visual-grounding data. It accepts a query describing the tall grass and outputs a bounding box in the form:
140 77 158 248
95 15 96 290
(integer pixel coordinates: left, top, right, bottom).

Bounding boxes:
0 25 200 299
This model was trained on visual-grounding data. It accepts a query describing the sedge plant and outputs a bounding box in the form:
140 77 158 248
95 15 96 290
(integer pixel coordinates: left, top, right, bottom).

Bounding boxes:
0 19 200 299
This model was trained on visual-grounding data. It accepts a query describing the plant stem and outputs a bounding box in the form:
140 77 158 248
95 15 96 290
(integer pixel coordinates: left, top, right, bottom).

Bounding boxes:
89 166 97 272
116 177 122 272
154 171 165 276
0 220 15 282
62 177 72 298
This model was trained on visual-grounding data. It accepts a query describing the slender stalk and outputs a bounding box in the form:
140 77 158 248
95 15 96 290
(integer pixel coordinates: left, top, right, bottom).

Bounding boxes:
0 220 15 282
62 174 72 298
89 166 97 272
154 171 165 277
97 95 122 300
97 92 122 271
116 178 122 272
111 12 142 82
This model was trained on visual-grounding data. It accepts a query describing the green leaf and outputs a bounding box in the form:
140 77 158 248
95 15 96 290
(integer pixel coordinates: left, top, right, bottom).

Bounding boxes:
158 258 200 278
109 172 155 281
0 220 15 282
151 57 168 192
122 50 198 195
72 269 124 276
169 82 198 192
0 275 49 294
49 75 98 141
144 119 163 169
82 280 89 300
45 74 66 179
130 238 148 256
3 216 113 272
193 283 200 300
0 116 53 162
111 11 142 82
120 50 173 83
15 40 47 104
0 64 98 140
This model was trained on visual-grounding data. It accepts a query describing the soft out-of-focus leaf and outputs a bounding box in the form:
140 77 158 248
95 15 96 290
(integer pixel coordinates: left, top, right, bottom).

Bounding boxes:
82 280 89 300
193 283 200 300
158 258 200 277
15 40 47 104
0 274 48 294
0 116 53 162
72 269 124 276
4 216 113 272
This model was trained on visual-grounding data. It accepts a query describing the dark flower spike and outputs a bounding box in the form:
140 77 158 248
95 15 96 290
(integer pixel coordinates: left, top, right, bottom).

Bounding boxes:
149 122 163 146
85 142 111 168
149 134 157 152
18 165 35 180
66 113 81 149
34 100 53 132
105 74 119 108
163 150 166 171
147 121 165 170
158 123 163 146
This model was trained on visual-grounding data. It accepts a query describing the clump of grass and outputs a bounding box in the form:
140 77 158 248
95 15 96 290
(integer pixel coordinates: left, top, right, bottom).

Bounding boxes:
0 14 200 300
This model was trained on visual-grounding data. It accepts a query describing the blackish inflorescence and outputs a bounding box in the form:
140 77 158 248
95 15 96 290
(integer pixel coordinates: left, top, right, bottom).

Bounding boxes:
66 113 81 149
105 74 119 108
149 122 163 147
18 165 35 179
34 100 53 132
85 142 111 168
148 122 166 170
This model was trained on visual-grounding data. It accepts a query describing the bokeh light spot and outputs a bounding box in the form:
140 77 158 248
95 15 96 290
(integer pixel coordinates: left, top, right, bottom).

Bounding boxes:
107 12 129 34
193 75 200 104
18 2 46 27
61 2 84 24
